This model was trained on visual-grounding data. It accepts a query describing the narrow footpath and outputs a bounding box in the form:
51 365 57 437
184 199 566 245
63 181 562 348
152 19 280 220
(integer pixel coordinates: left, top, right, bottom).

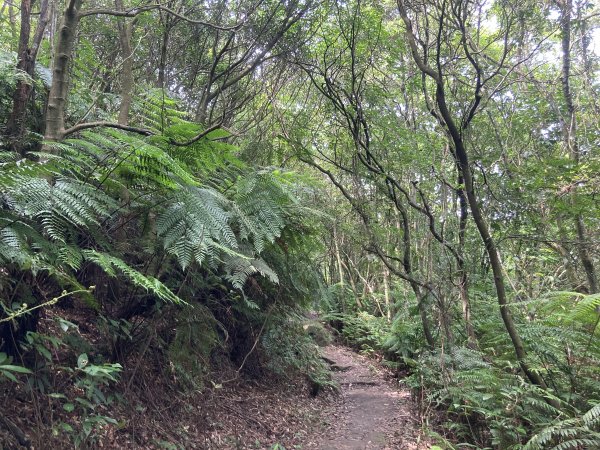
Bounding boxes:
309 345 428 450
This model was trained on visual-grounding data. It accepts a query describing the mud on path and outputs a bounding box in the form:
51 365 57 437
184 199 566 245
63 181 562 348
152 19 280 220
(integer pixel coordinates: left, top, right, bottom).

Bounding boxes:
308 345 428 450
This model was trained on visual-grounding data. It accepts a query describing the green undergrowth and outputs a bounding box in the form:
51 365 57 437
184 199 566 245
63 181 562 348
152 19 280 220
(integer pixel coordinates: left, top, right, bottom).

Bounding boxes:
0 91 334 447
322 290 600 449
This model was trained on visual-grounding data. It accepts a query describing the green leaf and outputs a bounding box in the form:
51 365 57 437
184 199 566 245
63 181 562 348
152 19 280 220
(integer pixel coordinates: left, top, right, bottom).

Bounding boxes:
36 345 52 361
0 364 32 374
77 353 89 369
0 370 17 382
48 393 67 399
63 403 75 412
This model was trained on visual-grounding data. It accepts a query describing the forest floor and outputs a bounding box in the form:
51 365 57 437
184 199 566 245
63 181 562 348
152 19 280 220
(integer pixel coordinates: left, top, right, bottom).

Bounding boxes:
304 345 430 450
115 342 432 449
0 343 431 449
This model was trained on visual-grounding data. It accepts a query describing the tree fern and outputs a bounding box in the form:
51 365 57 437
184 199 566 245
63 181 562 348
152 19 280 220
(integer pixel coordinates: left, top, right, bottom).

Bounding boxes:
0 224 27 265
232 170 292 253
83 251 184 305
2 174 115 242
524 403 600 450
157 187 236 270
134 89 188 133
568 293 600 326
223 254 279 290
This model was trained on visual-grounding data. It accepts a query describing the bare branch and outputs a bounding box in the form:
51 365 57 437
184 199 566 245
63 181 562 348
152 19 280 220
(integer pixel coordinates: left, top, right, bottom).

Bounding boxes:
169 122 224 146
397 0 440 82
78 3 244 31
62 121 153 137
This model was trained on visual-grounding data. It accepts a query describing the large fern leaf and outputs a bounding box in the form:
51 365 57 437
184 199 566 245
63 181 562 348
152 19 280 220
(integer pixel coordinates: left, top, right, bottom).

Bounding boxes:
84 250 184 305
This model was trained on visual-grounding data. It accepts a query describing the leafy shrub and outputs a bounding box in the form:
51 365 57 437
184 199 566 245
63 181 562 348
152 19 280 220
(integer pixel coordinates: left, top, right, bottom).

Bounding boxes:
384 308 426 363
167 305 220 390
262 309 333 391
0 351 32 381
303 320 333 347
405 346 560 448
332 311 389 355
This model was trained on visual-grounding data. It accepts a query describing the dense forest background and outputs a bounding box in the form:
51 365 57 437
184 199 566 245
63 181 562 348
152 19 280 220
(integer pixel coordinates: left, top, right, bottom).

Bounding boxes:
1 0 600 448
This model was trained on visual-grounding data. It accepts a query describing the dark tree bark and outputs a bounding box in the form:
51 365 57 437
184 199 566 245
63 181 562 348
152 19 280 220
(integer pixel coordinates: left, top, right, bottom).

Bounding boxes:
397 0 551 390
5 0 50 154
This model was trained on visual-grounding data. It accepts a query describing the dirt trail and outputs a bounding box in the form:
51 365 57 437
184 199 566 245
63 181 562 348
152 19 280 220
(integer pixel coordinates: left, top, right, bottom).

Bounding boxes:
310 345 428 450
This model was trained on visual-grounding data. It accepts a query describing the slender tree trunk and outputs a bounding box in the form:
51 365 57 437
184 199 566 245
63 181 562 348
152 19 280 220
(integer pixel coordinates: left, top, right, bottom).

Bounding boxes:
6 0 33 153
383 268 391 321
457 176 477 347
7 1 17 46
396 206 435 348
333 226 345 287
398 0 548 389
115 0 134 125
439 87 548 389
157 14 170 90
333 226 346 314
44 0 83 144
48 0 58 65
347 266 362 309
5 0 49 154
559 0 598 294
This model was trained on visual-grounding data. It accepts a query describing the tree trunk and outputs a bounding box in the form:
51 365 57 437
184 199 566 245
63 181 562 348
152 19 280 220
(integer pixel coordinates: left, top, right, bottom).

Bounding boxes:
559 0 598 294
333 226 347 314
44 0 83 144
383 268 391 321
437 84 548 389
457 176 477 347
157 15 170 90
5 0 33 153
397 0 549 389
5 0 49 154
115 0 134 125
7 0 18 46
396 206 435 348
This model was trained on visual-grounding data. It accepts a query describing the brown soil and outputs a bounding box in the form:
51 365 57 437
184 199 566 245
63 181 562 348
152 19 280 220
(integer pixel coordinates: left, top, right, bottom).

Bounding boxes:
0 342 430 449
306 345 430 450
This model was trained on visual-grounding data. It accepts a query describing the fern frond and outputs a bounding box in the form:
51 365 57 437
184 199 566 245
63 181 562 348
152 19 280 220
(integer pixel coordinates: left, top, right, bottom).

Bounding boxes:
582 403 600 428
0 225 27 265
223 254 279 290
84 250 185 305
525 403 600 450
157 187 236 270
231 171 291 253
568 293 600 325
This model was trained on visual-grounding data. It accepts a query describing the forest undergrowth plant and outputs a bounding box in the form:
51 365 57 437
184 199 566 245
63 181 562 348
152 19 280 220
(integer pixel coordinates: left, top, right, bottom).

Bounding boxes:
524 403 600 450
261 307 335 393
50 353 122 448
167 304 220 390
405 346 560 448
337 311 389 355
0 85 331 445
0 351 31 381
390 288 600 448
383 298 427 365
